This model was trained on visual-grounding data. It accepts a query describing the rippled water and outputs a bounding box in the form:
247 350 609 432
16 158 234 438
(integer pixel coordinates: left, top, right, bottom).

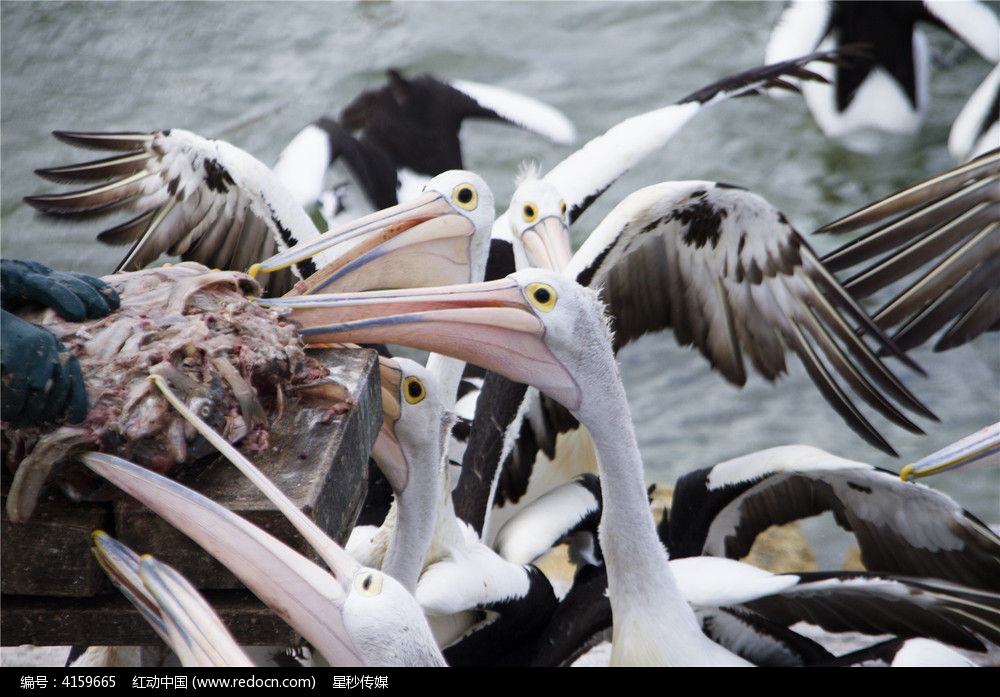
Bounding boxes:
2 1 997 564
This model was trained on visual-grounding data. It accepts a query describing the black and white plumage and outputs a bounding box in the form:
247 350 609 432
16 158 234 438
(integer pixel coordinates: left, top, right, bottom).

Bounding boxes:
662 443 1000 592
448 48 907 539
820 147 1000 352
24 129 316 296
765 1 1000 152
456 176 939 555
23 131 497 300
271 69 575 228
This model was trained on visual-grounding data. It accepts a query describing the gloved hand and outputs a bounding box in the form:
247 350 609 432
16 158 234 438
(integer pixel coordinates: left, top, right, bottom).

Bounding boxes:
1 258 120 321
1 309 88 426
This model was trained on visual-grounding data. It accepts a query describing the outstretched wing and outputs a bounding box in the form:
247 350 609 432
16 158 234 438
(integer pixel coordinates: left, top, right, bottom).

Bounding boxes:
25 129 320 295
569 181 934 455
820 148 1000 352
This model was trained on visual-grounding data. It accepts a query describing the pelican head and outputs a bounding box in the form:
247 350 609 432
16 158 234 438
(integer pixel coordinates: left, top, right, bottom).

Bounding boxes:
507 176 573 272
256 269 616 415
373 356 454 496
80 452 446 667
252 170 495 295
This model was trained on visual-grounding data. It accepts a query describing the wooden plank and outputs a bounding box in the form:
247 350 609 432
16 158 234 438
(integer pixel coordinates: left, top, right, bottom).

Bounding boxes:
0 488 111 598
1 591 301 647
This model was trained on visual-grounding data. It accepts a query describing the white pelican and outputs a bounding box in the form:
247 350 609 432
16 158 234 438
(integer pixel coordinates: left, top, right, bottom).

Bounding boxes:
259 268 1000 666
820 147 999 352
271 68 575 228
80 450 446 667
764 1 1000 152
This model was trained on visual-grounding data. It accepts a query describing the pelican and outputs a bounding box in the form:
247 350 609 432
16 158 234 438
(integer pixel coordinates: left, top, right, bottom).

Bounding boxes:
80 450 446 667
149 356 559 660
271 68 575 228
764 1 1000 152
819 147 999 352
259 268 1000 665
455 174 939 552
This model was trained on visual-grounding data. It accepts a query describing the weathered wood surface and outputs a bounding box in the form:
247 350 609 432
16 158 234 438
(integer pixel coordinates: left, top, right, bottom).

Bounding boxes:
1 346 381 646
2 591 301 647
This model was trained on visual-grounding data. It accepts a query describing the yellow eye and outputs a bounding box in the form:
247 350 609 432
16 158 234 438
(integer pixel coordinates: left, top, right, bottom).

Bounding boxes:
355 570 383 596
453 183 478 211
522 203 538 223
403 376 425 404
560 200 568 218
526 282 557 312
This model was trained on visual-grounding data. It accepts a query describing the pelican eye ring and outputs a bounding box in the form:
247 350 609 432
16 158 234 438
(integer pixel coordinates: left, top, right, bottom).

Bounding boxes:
522 203 538 223
560 200 568 217
355 570 383 596
526 282 557 312
403 376 426 404
453 183 478 210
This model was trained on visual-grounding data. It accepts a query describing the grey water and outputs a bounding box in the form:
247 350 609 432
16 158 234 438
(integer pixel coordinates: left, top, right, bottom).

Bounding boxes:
2 1 998 568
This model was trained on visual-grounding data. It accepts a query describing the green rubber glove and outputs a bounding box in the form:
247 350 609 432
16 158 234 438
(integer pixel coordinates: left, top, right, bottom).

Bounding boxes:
1 259 119 321
1 309 87 426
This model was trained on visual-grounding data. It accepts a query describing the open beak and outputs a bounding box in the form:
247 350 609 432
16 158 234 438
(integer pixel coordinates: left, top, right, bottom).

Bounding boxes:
256 278 582 411
91 531 253 667
80 451 367 666
371 357 409 493
519 216 574 272
251 190 479 295
900 422 1000 480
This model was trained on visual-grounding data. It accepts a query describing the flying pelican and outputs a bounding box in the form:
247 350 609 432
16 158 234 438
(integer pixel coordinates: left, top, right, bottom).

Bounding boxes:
258 267 1000 666
819 147 1000 352
271 68 576 228
256 49 857 536
764 1 1000 152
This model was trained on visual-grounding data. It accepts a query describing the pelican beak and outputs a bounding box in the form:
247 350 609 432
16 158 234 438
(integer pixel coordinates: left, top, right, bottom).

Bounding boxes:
80 452 367 667
900 422 1000 481
519 216 574 272
256 278 583 411
91 530 169 641
91 531 253 667
371 357 409 493
252 189 478 294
